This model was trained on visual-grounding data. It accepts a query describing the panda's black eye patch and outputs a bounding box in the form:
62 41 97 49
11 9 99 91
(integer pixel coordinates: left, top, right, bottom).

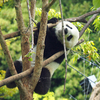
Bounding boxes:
66 24 72 29
64 28 68 34
67 35 73 41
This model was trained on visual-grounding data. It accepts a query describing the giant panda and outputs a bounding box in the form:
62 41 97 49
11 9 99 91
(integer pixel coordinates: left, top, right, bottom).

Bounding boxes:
5 18 79 95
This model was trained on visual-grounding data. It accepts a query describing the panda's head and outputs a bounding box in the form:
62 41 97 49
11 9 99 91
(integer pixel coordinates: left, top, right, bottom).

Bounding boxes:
55 21 79 49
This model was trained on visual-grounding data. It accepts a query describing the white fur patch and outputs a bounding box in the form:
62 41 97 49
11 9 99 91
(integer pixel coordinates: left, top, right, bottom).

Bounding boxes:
44 62 60 77
18 46 36 67
31 46 60 77
55 21 79 49
31 46 37 67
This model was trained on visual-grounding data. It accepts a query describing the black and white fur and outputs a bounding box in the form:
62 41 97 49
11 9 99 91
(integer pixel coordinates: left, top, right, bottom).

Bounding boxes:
5 18 79 95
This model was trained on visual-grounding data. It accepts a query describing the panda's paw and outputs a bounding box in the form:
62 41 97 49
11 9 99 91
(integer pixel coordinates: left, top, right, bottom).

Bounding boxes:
48 18 58 23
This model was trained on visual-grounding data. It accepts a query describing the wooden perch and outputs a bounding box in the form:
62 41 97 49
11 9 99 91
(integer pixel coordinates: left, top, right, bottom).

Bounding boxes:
3 8 100 40
0 50 64 87
0 39 84 87
1 6 100 91
89 81 100 100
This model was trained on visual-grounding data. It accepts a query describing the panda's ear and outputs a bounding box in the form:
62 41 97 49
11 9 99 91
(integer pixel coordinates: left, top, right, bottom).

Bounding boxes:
48 18 58 24
36 22 49 33
76 26 78 29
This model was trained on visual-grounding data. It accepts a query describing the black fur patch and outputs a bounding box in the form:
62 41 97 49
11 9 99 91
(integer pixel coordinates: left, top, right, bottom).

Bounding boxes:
34 68 51 95
64 28 68 34
67 35 73 41
66 24 72 29
5 61 22 88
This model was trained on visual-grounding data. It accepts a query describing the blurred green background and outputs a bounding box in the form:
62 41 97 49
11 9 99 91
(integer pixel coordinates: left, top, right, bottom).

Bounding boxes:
0 0 100 100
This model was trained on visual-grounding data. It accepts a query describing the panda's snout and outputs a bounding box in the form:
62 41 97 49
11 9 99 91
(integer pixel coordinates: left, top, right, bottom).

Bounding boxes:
64 28 68 34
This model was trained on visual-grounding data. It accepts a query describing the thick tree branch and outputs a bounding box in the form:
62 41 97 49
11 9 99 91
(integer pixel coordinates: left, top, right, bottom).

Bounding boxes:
31 0 49 92
14 0 32 99
30 0 36 19
3 8 100 40
0 51 64 87
66 8 100 23
0 38 84 87
89 81 100 100
0 28 17 76
3 31 20 39
0 27 23 89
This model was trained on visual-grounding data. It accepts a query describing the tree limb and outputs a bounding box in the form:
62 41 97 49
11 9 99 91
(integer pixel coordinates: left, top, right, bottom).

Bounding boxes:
46 0 56 11
31 0 49 91
79 14 99 38
89 81 100 100
3 8 100 40
66 8 100 23
0 38 84 87
0 27 23 89
30 0 36 48
0 51 64 87
14 0 33 99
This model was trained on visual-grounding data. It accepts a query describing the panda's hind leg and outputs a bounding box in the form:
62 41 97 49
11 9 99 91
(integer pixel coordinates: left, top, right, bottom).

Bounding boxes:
5 61 22 88
34 68 51 95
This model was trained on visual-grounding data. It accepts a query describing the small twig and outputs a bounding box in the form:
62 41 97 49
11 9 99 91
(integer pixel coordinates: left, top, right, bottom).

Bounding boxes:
66 8 100 23
76 39 84 45
31 19 37 25
27 0 34 48
59 0 68 92
79 14 98 38
46 0 56 11
95 60 100 66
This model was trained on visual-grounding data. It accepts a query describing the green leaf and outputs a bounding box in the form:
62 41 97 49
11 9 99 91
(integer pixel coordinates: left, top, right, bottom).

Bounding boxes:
93 0 100 8
28 58 33 61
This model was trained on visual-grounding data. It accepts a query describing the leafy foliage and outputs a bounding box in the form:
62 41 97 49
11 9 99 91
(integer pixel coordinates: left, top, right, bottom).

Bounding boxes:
0 0 8 10
93 0 100 8
33 92 55 100
62 1 92 18
0 0 100 100
35 8 61 23
93 16 100 31
80 41 99 60
0 70 18 99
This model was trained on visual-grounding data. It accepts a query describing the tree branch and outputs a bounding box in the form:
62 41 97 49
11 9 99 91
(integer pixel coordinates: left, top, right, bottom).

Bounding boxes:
0 27 23 88
3 8 100 40
89 81 100 100
3 31 20 39
59 0 68 92
30 0 36 48
30 0 36 19
31 0 49 92
0 51 64 87
27 0 34 48
66 8 100 23
0 38 84 87
46 0 56 11
14 0 33 99
4 7 100 39
79 14 98 38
